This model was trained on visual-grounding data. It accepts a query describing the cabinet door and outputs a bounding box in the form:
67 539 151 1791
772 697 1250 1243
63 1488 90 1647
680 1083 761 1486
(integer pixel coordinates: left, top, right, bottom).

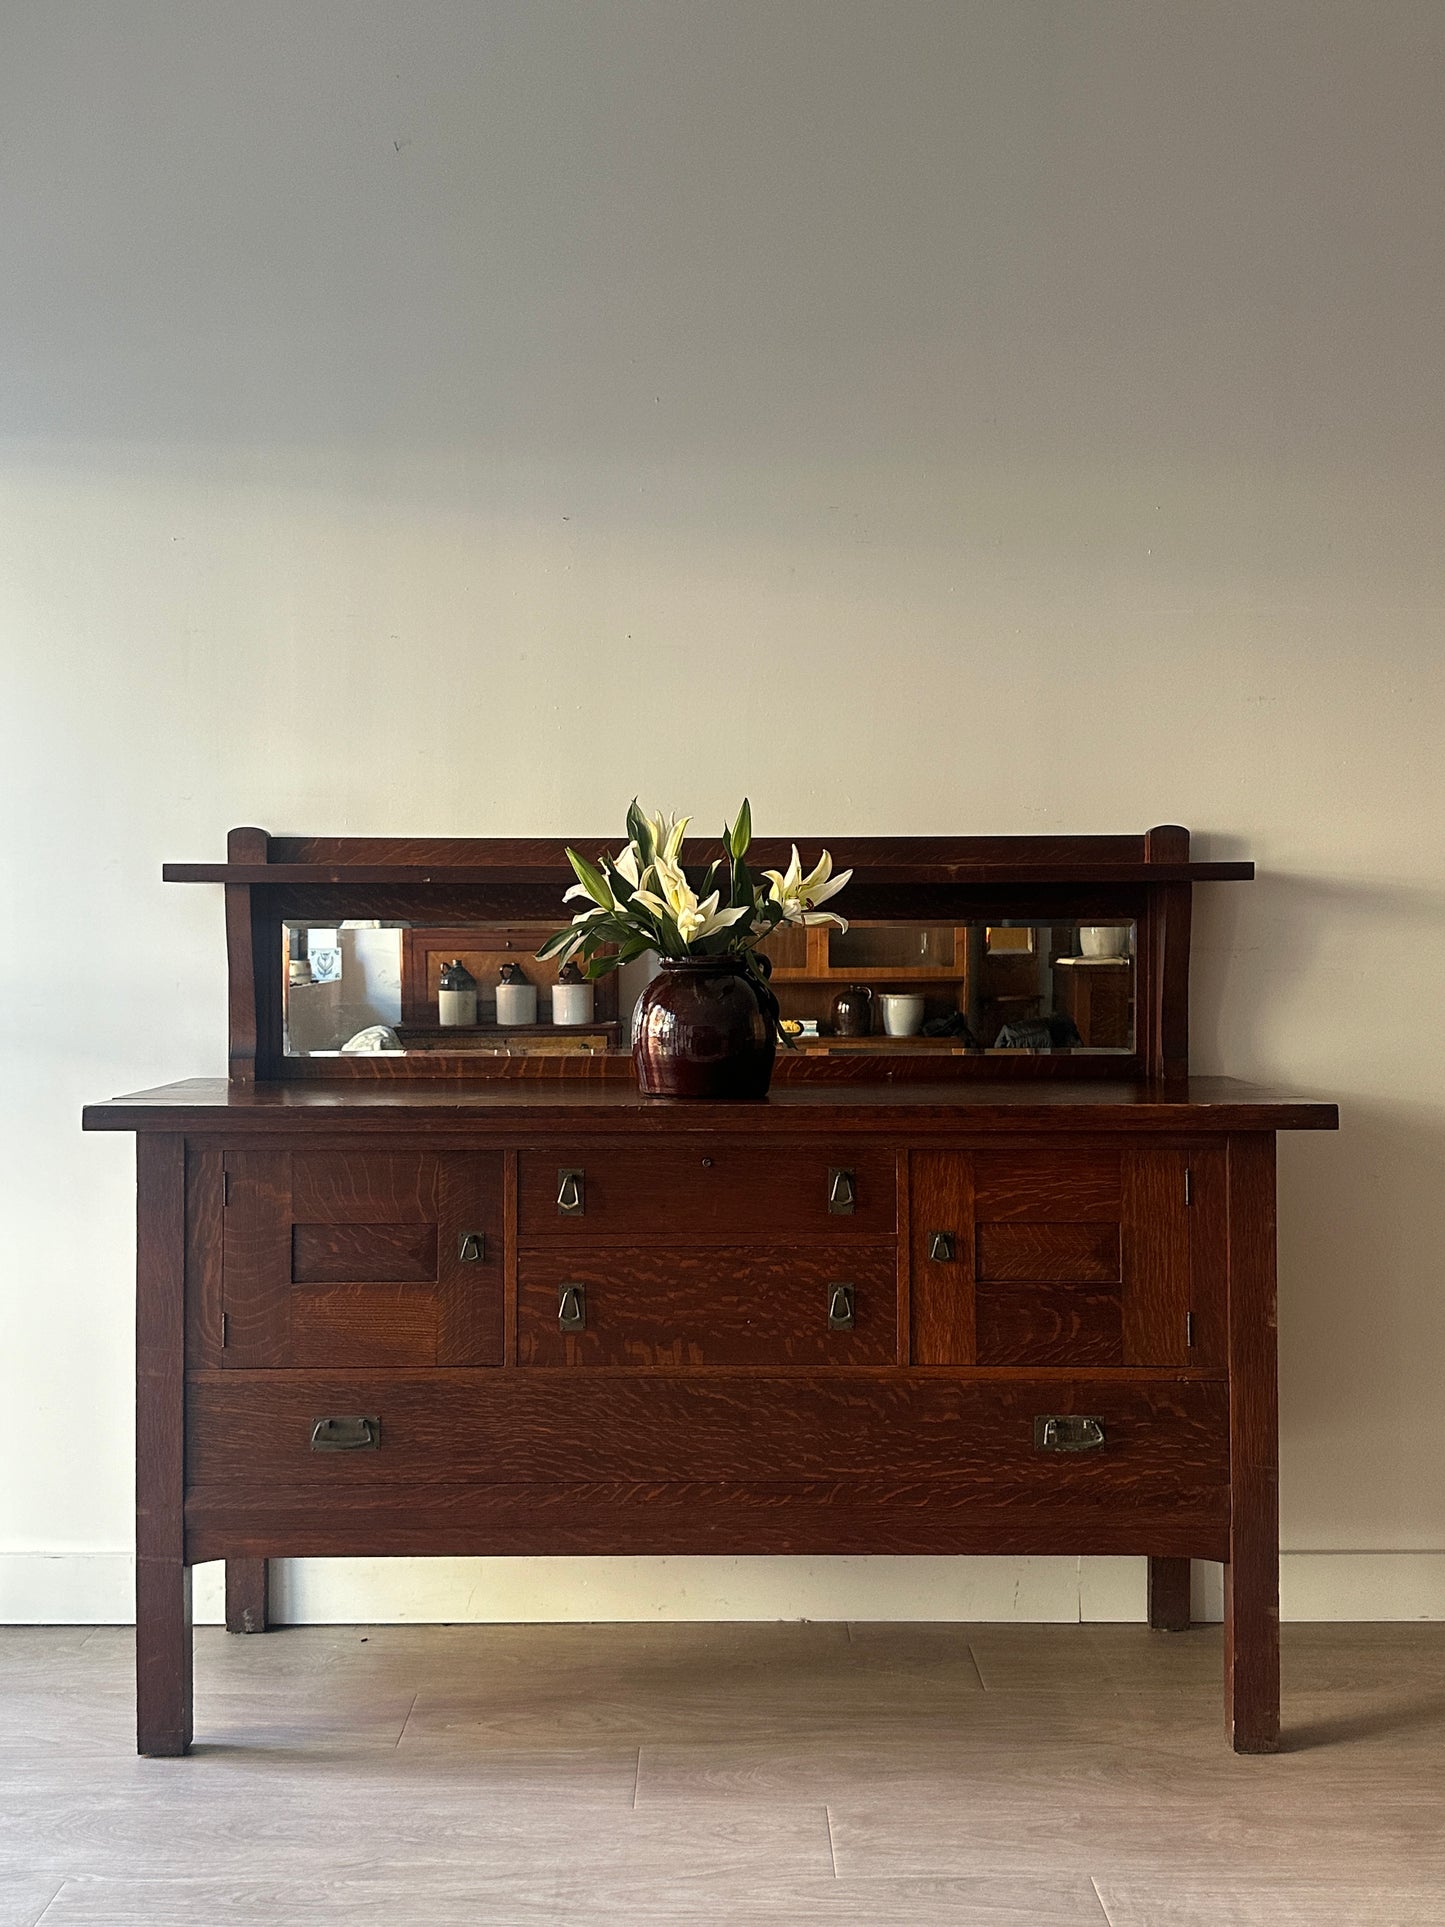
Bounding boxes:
220 1150 503 1367
910 1146 1220 1367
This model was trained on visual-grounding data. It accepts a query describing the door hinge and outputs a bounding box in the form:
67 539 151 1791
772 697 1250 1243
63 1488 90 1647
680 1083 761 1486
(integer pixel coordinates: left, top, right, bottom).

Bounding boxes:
222 1170 231 1206
1185 1311 1195 1349
1184 1167 1193 1206
221 1311 229 1349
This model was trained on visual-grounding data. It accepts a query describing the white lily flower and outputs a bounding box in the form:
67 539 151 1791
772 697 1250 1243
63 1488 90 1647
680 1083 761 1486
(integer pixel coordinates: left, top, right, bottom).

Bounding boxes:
542 807 851 975
640 808 690 865
761 846 852 929
611 843 650 893
633 856 748 946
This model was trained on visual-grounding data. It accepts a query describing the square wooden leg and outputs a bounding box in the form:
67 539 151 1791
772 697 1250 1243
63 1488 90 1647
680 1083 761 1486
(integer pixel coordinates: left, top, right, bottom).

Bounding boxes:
136 1134 192 1756
1225 1552 1280 1753
136 1557 193 1756
1147 1557 1192 1632
1224 1133 1281 1753
225 1558 271 1634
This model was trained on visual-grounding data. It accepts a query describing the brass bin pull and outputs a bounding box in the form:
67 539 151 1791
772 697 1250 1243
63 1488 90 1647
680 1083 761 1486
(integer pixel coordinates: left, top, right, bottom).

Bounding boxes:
928 1230 956 1263
827 1284 856 1331
310 1416 380 1453
1034 1416 1106 1453
457 1231 485 1262
556 1168 585 1216
828 1168 856 1215
558 1283 587 1331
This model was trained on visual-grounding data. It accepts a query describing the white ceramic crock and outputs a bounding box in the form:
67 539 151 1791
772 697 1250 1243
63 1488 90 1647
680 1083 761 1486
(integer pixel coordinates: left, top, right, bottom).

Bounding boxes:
880 993 926 1037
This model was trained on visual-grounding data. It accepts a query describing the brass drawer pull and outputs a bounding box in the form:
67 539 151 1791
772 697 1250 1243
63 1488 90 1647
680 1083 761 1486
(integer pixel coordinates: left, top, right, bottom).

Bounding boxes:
557 1168 585 1216
1034 1415 1106 1453
558 1283 587 1331
828 1168 856 1215
928 1230 956 1263
310 1416 380 1453
827 1283 855 1331
457 1231 485 1263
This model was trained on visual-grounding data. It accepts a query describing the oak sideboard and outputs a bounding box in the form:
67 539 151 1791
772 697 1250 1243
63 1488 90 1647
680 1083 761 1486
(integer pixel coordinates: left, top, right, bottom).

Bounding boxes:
84 827 1337 1754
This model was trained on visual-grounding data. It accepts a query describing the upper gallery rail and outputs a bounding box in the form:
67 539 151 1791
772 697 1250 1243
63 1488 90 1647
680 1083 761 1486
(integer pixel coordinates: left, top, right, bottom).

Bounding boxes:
163 827 1253 887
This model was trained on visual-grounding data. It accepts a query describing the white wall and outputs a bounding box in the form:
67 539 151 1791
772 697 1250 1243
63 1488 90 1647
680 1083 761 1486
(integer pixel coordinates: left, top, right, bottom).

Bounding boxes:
3 1 1443 1624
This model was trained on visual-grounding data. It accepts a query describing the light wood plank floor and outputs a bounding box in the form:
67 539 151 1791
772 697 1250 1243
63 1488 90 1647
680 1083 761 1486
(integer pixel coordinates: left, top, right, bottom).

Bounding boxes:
3 1622 1444 1924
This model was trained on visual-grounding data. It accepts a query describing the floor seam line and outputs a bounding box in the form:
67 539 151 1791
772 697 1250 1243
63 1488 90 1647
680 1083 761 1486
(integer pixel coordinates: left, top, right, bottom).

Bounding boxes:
1090 1872 1115 1923
825 1803 838 1878
29 1878 67 1926
632 1745 641 1809
394 1690 419 1748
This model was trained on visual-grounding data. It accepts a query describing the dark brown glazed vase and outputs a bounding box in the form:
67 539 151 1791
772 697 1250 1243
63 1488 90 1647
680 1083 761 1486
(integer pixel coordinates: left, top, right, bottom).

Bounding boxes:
632 958 777 1098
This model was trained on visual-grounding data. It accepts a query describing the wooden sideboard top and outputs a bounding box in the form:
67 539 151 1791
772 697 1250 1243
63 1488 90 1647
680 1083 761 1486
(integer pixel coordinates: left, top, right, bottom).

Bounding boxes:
83 1076 1339 1136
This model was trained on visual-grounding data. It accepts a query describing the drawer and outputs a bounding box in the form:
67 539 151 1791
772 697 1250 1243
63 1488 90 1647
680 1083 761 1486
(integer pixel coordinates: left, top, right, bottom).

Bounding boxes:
517 1146 895 1241
517 1244 898 1366
186 1379 1233 1510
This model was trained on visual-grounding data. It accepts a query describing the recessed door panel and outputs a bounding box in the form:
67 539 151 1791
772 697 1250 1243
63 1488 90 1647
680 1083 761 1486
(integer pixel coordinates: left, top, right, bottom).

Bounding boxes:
911 1145 1208 1367
220 1150 503 1368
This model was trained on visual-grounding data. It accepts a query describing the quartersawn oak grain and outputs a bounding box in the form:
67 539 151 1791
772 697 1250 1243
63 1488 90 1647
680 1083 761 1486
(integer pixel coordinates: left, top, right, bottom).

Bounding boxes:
186 1371 1228 1493
516 1243 899 1367
517 1145 897 1242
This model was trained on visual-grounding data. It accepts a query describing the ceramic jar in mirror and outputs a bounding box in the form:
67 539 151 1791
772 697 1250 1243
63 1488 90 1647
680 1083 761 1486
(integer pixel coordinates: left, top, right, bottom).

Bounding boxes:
495 962 538 1026
1078 925 1131 958
880 992 926 1037
830 985 873 1037
551 960 595 1026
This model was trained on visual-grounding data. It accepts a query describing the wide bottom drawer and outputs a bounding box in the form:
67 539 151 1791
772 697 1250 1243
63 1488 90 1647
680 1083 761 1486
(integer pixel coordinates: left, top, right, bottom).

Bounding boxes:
187 1369 1227 1491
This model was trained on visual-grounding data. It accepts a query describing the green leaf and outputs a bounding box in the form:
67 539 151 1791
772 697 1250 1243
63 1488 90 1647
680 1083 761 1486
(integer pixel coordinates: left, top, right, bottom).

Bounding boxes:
651 907 687 957
626 799 652 863
565 847 614 909
729 797 752 861
535 932 571 961
600 859 638 912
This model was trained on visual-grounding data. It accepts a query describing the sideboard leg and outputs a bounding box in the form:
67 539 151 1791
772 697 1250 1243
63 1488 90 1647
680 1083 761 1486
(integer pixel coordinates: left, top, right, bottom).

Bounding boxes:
225 1558 271 1634
1225 1552 1279 1754
1147 1557 1192 1631
137 1558 193 1756
136 1134 193 1755
1224 1133 1280 1753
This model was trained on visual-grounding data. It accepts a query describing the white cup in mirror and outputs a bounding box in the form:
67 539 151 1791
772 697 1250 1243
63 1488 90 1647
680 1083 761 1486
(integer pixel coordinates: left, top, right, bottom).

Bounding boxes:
880 993 926 1037
1078 925 1130 958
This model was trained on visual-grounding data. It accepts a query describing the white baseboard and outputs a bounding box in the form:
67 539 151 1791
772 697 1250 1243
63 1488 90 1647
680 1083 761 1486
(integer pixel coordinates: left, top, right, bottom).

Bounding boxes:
4 1551 1444 1625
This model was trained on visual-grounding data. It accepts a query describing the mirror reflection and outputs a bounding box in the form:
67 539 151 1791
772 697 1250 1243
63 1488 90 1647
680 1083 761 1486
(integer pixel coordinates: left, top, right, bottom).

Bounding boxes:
281 921 621 1057
282 920 1136 1057
766 921 1135 1053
